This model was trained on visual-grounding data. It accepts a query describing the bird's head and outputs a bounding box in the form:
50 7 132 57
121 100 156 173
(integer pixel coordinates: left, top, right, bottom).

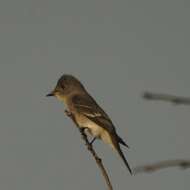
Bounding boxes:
46 74 84 101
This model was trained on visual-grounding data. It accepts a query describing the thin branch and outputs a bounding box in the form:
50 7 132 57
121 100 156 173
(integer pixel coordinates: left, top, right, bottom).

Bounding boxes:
143 91 190 105
133 159 190 174
65 110 113 190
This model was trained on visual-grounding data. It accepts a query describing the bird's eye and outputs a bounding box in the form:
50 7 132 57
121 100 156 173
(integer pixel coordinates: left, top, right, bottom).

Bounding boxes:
61 83 65 89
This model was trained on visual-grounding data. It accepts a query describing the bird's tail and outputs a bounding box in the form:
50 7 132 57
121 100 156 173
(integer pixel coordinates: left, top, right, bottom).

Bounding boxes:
117 135 130 148
112 135 132 175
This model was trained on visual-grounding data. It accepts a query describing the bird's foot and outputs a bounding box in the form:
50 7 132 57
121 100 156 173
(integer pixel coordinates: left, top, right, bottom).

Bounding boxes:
65 110 72 116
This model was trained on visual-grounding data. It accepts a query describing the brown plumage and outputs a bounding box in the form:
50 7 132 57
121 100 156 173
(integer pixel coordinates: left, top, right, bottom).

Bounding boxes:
47 74 132 174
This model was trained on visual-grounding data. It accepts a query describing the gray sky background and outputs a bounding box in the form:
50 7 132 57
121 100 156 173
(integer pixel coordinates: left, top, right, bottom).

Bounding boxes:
0 0 190 189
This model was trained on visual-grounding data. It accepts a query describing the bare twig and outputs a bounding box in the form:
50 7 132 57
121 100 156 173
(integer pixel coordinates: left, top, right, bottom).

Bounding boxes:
65 110 113 190
133 159 190 174
143 91 190 105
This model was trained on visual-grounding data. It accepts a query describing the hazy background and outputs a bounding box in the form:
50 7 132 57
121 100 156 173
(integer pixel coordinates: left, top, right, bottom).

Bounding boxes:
0 0 190 189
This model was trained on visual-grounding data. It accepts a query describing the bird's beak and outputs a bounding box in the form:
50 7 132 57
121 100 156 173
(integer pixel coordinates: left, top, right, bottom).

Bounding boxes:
46 91 55 97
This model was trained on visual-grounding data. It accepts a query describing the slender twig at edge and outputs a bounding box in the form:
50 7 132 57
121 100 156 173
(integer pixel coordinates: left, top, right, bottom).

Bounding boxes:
143 91 190 105
133 159 190 174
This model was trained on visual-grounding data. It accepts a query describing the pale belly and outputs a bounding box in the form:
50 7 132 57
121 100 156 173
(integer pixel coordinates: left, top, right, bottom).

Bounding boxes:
78 117 114 149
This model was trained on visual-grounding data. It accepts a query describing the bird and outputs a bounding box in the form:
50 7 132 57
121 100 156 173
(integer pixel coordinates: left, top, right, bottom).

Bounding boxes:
46 74 132 174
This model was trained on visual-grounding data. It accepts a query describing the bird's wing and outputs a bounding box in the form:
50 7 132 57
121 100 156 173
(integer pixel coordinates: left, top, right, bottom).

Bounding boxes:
72 94 115 133
72 94 130 148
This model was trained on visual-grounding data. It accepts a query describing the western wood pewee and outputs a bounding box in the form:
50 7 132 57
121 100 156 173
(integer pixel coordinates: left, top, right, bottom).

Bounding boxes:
47 74 132 174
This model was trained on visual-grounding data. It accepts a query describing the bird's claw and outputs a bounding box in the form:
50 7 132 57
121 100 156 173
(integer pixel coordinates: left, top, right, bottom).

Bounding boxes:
65 110 72 116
